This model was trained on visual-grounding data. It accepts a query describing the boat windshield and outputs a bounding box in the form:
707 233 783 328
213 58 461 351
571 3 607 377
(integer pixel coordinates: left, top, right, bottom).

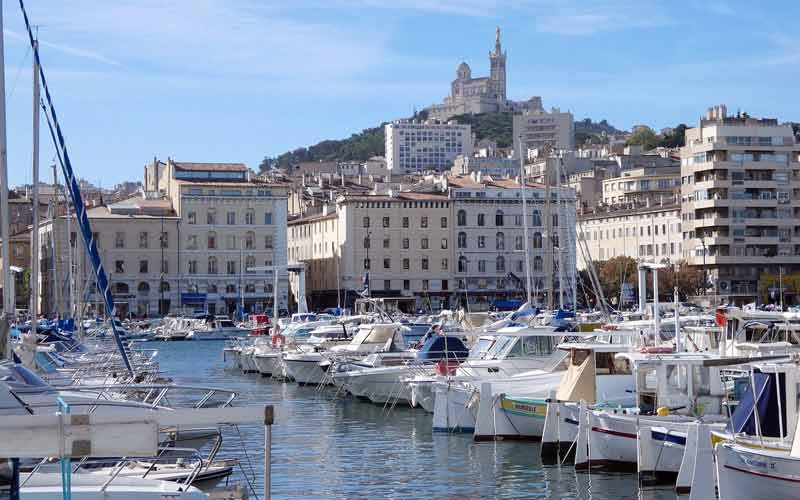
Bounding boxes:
352 325 396 345
470 337 495 359
497 335 556 358
218 320 236 328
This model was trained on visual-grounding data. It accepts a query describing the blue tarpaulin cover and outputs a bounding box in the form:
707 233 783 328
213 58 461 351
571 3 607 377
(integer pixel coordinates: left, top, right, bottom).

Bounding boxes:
728 371 786 437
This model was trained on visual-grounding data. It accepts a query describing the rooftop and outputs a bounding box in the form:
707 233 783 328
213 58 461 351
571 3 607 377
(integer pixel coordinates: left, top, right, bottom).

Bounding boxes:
173 162 248 172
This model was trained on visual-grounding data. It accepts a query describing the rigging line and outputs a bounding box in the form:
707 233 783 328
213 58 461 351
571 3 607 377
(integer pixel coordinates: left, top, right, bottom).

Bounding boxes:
8 43 31 101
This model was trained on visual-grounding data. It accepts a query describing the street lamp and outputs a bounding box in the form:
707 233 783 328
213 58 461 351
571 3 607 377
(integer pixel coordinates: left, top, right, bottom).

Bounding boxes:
365 230 371 298
700 237 708 299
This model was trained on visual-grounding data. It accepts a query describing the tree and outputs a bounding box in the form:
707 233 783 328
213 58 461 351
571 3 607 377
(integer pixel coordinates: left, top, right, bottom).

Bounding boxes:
625 127 659 151
657 124 688 148
598 256 639 306
659 261 704 300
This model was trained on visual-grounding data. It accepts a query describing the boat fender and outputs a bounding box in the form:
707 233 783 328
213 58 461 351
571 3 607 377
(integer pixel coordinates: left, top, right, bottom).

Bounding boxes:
271 333 286 349
656 406 670 417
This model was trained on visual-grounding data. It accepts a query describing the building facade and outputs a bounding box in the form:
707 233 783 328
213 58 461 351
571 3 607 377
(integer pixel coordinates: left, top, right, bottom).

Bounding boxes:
385 120 473 174
513 107 575 155
601 166 680 206
680 105 800 303
287 175 579 312
577 203 682 268
38 160 290 318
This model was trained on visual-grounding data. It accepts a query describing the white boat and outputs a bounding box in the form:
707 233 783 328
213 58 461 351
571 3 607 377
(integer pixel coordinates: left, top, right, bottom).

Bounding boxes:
282 324 354 385
19 473 208 500
187 316 251 341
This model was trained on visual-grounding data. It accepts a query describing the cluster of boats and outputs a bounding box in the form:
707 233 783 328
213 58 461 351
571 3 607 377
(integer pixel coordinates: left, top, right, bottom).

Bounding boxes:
0 320 269 499
224 301 800 499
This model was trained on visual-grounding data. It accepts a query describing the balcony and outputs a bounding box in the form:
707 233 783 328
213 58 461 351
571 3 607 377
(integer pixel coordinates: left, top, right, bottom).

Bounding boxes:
693 216 730 228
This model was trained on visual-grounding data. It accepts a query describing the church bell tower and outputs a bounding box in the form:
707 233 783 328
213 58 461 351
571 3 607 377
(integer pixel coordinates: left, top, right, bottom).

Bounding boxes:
489 27 507 101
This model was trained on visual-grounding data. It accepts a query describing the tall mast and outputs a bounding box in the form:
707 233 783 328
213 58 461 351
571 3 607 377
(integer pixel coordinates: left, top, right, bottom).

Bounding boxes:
30 38 40 332
517 135 532 305
543 156 553 310
555 156 564 310
0 0 11 321
51 163 61 316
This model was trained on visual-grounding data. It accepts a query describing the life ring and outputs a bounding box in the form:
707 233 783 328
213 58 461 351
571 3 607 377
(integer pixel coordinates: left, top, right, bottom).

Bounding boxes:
271 333 286 349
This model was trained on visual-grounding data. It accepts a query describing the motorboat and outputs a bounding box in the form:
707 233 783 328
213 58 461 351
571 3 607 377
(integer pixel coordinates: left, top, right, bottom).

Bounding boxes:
186 316 252 341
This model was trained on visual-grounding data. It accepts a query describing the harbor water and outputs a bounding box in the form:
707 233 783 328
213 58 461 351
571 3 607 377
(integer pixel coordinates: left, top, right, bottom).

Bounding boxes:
157 341 678 499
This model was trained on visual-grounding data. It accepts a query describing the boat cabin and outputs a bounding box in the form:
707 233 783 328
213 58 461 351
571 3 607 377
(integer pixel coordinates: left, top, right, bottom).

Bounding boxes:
554 342 635 406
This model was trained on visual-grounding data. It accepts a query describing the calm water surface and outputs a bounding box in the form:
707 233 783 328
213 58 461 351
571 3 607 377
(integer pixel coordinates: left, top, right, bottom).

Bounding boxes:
155 341 679 500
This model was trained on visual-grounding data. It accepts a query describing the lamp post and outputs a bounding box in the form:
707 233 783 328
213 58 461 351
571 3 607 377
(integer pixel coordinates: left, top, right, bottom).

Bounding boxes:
700 237 708 300
365 230 371 298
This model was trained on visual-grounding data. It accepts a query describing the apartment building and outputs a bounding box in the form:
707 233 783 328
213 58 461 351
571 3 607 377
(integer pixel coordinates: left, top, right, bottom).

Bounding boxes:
385 120 472 174
512 107 574 156
39 160 289 318
288 192 454 311
680 105 800 303
577 203 682 269
601 166 680 206
449 175 577 310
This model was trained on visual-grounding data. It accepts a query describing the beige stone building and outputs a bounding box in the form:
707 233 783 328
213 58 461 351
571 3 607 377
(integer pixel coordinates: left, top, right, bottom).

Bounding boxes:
577 203 682 269
513 107 574 155
288 192 454 311
38 160 289 318
680 105 800 303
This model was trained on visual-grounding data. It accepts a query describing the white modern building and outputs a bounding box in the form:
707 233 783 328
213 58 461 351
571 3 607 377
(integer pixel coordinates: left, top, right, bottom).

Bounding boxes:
385 120 473 174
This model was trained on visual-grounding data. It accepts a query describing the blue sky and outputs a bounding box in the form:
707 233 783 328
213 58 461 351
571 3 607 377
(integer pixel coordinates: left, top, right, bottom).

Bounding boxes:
4 0 800 187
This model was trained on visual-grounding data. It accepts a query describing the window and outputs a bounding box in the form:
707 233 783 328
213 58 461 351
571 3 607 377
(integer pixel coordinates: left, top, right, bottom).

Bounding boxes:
139 260 148 273
402 238 409 249
422 279 429 291
402 217 409 228
187 212 196 224
383 258 391 269
533 232 542 249
227 235 237 250
245 256 255 273
533 256 543 271
160 231 168 248
382 238 390 249
457 210 466 226
384 280 391 291
264 212 273 225
115 232 125 248
382 216 390 228
421 257 429 270
207 209 217 225
403 279 410 290
496 256 505 272
115 260 125 273
188 260 197 274
226 261 236 275
441 258 448 270
421 238 429 249
363 217 370 228
363 237 370 249
226 284 236 294
478 213 485 226
264 235 273 249
496 232 505 250
364 258 371 269
478 260 486 272
441 238 448 249
403 258 410 270
421 216 428 228
207 232 217 249
245 209 255 225
458 232 467 248
458 256 467 273
245 232 255 250
514 215 522 226
442 279 448 290
208 257 218 274
161 259 168 273
114 283 129 295
515 235 524 250
441 217 448 228
495 210 504 226
227 211 236 225
532 210 542 226
245 283 256 293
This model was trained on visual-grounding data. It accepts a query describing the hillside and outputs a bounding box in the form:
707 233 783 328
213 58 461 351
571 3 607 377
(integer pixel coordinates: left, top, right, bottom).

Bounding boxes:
258 112 623 172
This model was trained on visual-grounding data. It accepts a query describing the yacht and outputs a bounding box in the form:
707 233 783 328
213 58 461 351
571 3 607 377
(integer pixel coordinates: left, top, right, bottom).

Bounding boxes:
186 316 252 340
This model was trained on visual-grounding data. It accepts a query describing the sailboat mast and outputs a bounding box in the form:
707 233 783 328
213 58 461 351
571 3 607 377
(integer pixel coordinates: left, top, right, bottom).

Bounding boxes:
30 39 40 332
517 136 532 305
0 0 11 321
543 156 553 310
51 163 61 316
555 156 564 310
